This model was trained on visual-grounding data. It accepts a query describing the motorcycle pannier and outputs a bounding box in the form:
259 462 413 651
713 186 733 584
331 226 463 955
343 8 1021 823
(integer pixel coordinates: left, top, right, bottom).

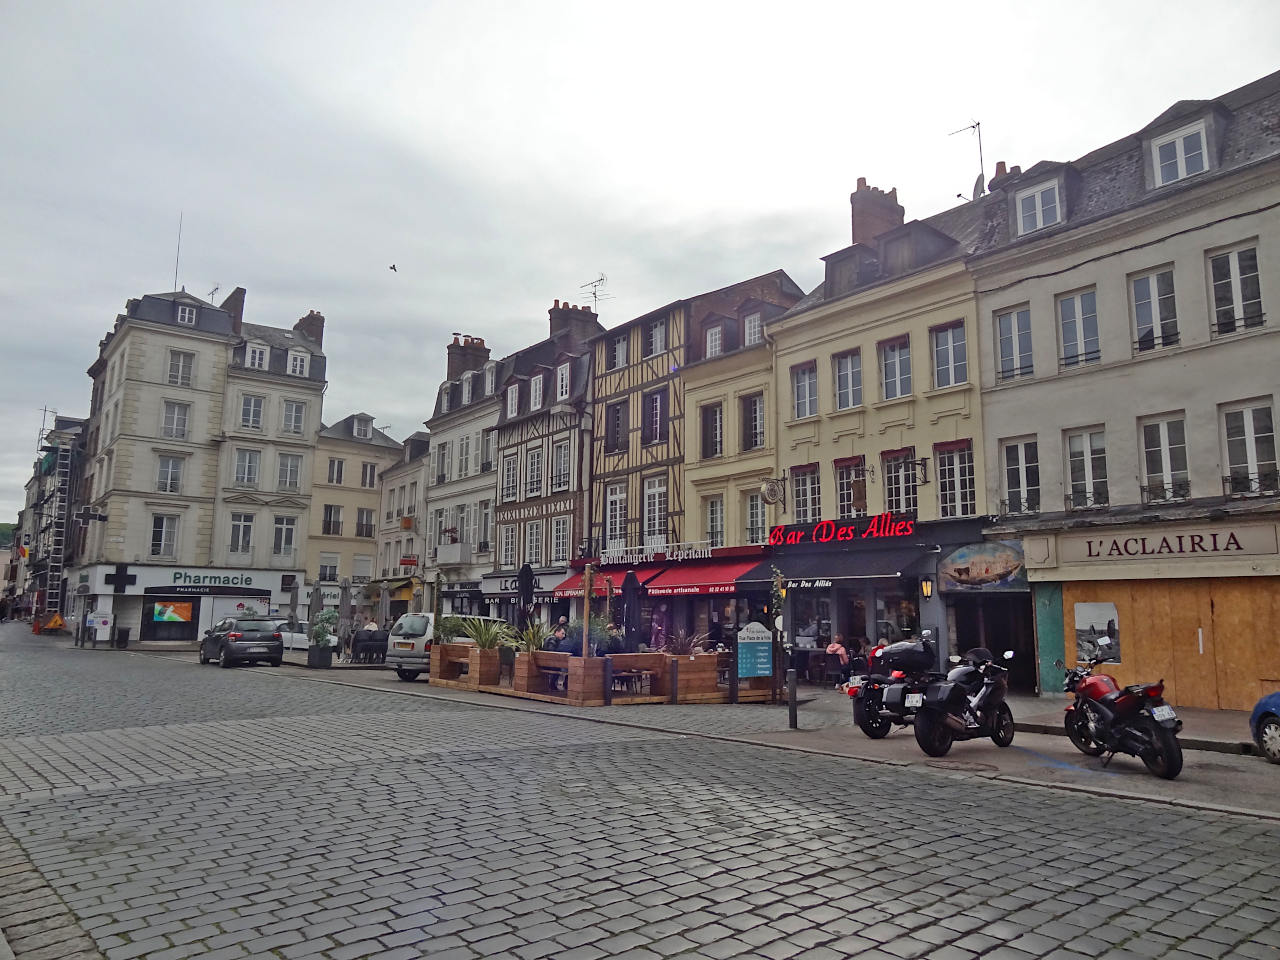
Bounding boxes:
882 683 907 711
878 640 935 673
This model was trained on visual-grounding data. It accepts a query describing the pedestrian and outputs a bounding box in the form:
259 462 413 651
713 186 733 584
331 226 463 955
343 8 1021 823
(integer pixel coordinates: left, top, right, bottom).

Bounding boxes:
826 633 852 683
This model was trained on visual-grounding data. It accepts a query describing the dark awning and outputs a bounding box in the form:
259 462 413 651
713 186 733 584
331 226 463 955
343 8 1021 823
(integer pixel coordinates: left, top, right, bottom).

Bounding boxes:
737 548 927 587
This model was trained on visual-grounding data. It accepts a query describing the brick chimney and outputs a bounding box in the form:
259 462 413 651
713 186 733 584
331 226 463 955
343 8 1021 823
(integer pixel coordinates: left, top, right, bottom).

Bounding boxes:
548 299 600 347
446 335 491 380
294 309 325 346
219 286 246 335
850 177 905 246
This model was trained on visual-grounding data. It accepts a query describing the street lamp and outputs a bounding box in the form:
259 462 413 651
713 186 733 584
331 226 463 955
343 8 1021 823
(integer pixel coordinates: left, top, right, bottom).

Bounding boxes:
920 577 934 600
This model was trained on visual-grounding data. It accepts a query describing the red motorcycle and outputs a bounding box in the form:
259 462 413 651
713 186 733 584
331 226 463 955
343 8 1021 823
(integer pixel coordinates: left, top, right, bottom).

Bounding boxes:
1056 638 1183 779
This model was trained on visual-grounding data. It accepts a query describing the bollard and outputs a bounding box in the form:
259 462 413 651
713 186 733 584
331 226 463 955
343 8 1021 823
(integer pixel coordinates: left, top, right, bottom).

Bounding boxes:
787 668 798 729
669 658 679 704
729 649 739 704
603 657 613 707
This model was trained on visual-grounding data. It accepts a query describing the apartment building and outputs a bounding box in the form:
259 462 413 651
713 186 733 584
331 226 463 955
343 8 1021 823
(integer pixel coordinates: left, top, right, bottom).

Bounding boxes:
373 431 432 623
12 416 84 624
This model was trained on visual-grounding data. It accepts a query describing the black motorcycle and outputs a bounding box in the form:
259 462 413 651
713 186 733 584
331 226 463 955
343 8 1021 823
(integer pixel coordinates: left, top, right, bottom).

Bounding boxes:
848 632 942 739
913 647 1015 757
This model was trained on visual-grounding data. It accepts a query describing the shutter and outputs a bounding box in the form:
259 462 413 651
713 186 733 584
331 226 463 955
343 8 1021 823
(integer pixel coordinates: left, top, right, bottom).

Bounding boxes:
641 395 653 444
701 406 713 459
741 397 752 450
659 388 669 441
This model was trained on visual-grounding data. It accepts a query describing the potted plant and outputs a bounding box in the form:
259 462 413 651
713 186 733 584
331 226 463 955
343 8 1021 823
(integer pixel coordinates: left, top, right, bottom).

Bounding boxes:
460 616 513 686
307 609 338 668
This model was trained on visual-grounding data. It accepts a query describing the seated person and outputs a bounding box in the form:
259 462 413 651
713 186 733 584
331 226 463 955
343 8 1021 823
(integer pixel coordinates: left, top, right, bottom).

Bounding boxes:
826 633 854 681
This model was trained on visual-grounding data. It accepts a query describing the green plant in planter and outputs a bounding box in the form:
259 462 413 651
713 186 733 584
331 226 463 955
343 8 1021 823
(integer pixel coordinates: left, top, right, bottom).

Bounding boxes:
437 615 469 641
310 609 339 647
513 622 545 654
459 617 513 650
664 629 707 656
566 614 611 653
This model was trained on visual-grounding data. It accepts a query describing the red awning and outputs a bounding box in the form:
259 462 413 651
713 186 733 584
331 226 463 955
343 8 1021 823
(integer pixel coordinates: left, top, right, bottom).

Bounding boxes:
644 559 762 596
551 571 605 599
552 567 663 599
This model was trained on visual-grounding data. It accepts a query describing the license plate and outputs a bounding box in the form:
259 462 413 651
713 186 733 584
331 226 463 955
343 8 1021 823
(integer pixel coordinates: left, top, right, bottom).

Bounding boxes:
247 647 267 654
1151 704 1176 721
905 693 923 708
394 641 414 650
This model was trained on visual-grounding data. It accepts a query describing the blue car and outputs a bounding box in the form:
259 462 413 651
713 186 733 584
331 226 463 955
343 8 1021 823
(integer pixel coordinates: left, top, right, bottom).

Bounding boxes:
1250 692 1280 764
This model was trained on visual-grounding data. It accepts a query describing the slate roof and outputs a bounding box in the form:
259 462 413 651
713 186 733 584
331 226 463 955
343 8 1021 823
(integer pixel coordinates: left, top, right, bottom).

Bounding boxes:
318 413 400 449
242 321 321 355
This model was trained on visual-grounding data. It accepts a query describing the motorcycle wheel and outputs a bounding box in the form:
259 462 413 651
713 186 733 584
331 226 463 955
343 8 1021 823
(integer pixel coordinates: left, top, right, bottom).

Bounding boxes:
1065 709 1105 757
853 698 892 739
1140 720 1183 780
990 703 1015 747
914 710 953 757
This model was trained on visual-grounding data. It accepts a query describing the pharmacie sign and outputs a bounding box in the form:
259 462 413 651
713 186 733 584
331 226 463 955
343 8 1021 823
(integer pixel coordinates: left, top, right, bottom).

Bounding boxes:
769 512 915 547
1060 523 1278 563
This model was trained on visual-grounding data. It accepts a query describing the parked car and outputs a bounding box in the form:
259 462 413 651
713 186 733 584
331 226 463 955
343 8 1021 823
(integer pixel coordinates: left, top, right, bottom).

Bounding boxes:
199 617 284 668
385 613 435 682
274 620 311 650
1250 692 1280 763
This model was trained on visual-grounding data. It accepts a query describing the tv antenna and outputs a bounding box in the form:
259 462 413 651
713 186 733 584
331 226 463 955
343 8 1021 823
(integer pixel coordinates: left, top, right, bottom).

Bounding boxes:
579 273 613 310
208 283 220 303
172 211 183 292
949 120 985 199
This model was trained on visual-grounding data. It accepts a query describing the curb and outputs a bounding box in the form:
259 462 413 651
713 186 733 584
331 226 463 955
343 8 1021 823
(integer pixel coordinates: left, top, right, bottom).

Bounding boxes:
1016 719 1256 757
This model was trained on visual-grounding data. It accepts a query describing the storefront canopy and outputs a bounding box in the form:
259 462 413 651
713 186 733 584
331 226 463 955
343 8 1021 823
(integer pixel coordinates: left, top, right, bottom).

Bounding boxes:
737 548 927 587
645 558 763 596
552 567 663 599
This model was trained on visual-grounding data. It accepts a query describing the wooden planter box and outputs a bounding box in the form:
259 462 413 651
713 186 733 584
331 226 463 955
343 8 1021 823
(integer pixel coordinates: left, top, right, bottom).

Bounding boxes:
430 642 474 688
669 653 722 703
469 647 501 688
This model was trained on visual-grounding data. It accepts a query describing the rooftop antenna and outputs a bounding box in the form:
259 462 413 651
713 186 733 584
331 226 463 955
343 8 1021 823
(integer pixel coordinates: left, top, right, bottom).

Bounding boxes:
172 211 183 292
949 120 985 199
579 272 612 310
208 283 220 304
36 405 56 453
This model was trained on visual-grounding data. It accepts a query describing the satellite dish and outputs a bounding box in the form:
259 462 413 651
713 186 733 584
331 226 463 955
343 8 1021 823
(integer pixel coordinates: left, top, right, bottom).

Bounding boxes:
760 478 784 505
972 173 985 200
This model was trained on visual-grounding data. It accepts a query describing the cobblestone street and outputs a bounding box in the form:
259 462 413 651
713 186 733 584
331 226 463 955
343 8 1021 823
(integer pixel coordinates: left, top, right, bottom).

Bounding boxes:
1 624 1278 960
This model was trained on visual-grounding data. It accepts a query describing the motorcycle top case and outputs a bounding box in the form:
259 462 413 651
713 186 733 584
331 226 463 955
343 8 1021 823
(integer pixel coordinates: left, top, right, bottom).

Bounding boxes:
877 640 935 673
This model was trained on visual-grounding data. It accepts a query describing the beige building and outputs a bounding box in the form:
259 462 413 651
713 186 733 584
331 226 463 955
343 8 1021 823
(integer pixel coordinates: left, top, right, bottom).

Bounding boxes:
373 432 433 624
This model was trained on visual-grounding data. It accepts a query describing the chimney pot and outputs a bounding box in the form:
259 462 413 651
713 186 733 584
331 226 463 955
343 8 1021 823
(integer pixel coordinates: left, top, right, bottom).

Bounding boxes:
994 160 1007 179
857 176 867 190
1010 165 1021 176
849 178 905 246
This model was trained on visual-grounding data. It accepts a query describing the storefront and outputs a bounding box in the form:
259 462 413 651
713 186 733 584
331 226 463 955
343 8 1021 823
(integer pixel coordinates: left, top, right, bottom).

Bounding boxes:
482 571 559 626
440 579 486 616
937 540 1035 691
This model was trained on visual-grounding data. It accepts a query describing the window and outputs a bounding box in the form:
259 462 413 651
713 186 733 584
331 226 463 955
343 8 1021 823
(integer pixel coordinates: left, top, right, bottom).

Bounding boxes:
609 334 627 370
288 352 308 377
432 509 446 546
282 400 305 434
352 555 372 582
1223 401 1276 496
883 453 918 514
1001 439 1040 514
319 555 339 582
1058 290 1100 367
327 458 344 485
552 516 570 564
439 384 451 414
556 363 570 400
457 434 471 479
273 516 297 556
234 448 260 487
641 388 667 444
742 394 765 450
1015 181 1060 235
230 513 253 554
506 384 519 418
356 507 375 539
605 401 628 452
526 447 543 497
744 312 762 346
607 483 627 545
241 395 264 429
479 501 491 549
705 324 723 358
996 308 1033 380
792 468 821 523
461 376 472 406
1209 245 1263 334
644 476 668 545
836 460 867 519
485 365 495 395
435 442 450 483
1141 417 1190 502
481 430 493 470
247 344 266 370
880 338 911 400
322 504 343 536
151 514 178 557
278 453 302 491
745 493 766 545
936 443 976 518
645 319 666 357
1067 429 1109 509
932 324 967 388
176 304 196 325
531 374 543 410
502 454 518 501
701 404 723 459
525 520 543 566
168 350 194 387
361 462 377 488
396 486 405 516
1132 268 1179 351
407 481 417 514
792 363 818 419
705 497 724 548
156 456 182 493
835 351 862 410
1153 121 1206 186
500 525 517 568
552 440 570 491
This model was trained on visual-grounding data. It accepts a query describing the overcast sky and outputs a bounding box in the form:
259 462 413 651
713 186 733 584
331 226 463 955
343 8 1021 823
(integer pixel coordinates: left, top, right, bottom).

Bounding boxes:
2 1 1277 519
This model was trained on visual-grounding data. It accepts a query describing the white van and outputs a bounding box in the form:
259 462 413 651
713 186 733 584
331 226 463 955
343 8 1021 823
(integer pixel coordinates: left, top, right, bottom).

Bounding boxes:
385 613 509 682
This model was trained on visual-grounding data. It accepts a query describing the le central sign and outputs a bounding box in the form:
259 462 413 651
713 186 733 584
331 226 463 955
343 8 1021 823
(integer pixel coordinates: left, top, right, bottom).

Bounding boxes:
769 512 915 547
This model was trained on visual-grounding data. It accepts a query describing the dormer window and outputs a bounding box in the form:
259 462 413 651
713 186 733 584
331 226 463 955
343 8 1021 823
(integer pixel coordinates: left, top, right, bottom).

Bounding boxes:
462 374 472 406
288 351 308 377
506 384 519 418
556 363 570 400
176 304 197 325
353 417 371 439
704 324 723 359
440 384 451 414
1016 181 1060 235
485 363 495 395
1153 121 1207 186
744 313 762 346
247 343 267 370
531 374 543 410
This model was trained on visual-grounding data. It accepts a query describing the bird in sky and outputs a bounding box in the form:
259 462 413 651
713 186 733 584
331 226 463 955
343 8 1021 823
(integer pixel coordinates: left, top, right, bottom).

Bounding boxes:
389 264 397 272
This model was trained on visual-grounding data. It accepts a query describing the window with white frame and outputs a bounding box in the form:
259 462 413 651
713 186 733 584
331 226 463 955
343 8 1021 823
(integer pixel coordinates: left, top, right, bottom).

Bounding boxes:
457 434 471 479
479 501 491 548
247 343 267 370
551 515 570 563
432 509 445 546
792 468 821 523
835 351 862 410
288 351 308 377
883 453 918 514
500 524 517 568
744 312 762 346
396 486 404 516
552 439 570 491
506 384 519 418
327 457 344 485
526 447 543 497
1001 438 1040 514
704 324 723 358
1223 400 1276 496
439 385 451 413
996 308 1033 380
880 337 911 400
1153 121 1207 186
1209 245 1263 334
645 319 666 357
792 363 818 419
230 513 253 554
176 304 196 325
1132 268 1179 351
1066 429 1109 508
556 363 570 400
1015 181 1060 235
168 350 194 387
485 364 495 395
701 404 723 459
435 442 450 483
609 334 627 370
705 496 724 548
151 514 178 557
273 515 297 556
502 454 518 501
241 394 264 429
745 493 766 545
936 443 976 518
278 453 301 491
353 417 371 439
643 475 668 545
319 554 339 582
352 555 372 581
408 481 417 514
932 323 967 388
1141 416 1190 502
1058 290 1100 366
742 393 765 449
156 455 182 493
234 448 260 486
642 388 667 444
322 504 343 536
525 520 543 566
531 374 543 410
282 400 305 434
461 375 472 406
607 483 627 545
360 462 377 488
836 460 867 519
356 507 375 538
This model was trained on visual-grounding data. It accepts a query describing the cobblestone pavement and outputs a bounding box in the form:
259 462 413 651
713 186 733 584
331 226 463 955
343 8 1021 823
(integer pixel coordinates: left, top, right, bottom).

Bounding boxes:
2 625 1279 960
